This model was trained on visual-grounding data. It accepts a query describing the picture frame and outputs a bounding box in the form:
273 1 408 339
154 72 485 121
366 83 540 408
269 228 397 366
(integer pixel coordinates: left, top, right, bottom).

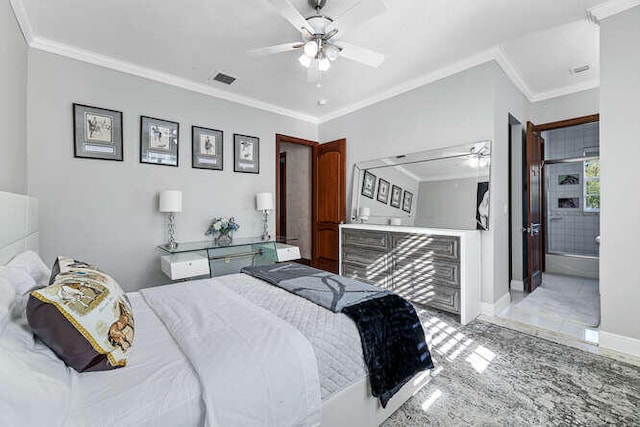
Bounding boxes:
361 170 376 199
558 197 579 209
558 174 579 185
140 116 179 167
402 190 414 213
377 178 390 204
234 134 260 173
73 103 123 161
390 185 402 208
192 126 223 171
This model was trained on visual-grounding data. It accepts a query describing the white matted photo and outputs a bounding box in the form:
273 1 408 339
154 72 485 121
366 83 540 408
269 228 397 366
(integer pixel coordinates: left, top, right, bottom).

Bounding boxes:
73 103 123 161
140 116 179 167
234 134 259 173
192 126 223 170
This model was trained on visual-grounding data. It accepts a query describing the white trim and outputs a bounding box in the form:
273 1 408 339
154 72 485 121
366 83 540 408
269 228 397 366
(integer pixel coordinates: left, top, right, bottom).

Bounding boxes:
8 0 604 124
587 0 640 24
29 37 319 124
600 330 640 358
510 280 524 292
317 48 499 123
530 79 600 103
480 292 512 316
493 47 535 101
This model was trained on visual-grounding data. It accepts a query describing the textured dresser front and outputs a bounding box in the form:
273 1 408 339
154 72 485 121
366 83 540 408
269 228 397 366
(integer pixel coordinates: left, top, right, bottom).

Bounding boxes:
341 228 462 316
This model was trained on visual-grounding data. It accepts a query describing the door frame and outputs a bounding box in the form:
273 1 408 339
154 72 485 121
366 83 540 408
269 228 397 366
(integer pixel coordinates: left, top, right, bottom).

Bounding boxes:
275 133 318 244
517 114 599 291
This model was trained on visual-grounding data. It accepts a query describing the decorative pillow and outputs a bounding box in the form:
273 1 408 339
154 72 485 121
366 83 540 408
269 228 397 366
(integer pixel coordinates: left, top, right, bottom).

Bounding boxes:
27 256 135 372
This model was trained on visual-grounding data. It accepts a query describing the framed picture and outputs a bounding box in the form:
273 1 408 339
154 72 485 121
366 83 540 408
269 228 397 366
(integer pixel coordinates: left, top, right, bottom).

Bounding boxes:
402 190 413 213
192 126 223 170
361 170 376 199
377 178 390 204
476 181 490 230
558 197 579 208
390 185 402 208
234 134 260 173
140 116 179 167
73 103 123 161
558 174 579 185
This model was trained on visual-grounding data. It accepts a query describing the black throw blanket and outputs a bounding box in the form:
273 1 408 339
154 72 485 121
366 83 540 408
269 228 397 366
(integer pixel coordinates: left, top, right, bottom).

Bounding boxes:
242 263 434 407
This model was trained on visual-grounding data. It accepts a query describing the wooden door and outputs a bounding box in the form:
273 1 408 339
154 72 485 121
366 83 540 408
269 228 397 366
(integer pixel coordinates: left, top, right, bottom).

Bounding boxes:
525 122 544 292
279 152 287 237
312 139 346 272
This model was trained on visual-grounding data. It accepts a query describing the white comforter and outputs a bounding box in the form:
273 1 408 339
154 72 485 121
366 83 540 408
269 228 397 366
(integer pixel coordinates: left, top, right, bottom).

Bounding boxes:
141 279 322 427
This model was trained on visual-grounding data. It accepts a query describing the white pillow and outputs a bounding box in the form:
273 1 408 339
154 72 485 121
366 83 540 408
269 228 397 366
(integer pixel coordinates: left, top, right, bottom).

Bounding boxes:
7 250 52 288
0 265 38 297
0 276 17 328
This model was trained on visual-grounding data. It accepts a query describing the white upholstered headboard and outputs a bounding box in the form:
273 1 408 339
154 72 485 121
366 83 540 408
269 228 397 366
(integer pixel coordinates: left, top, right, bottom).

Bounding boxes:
0 191 39 266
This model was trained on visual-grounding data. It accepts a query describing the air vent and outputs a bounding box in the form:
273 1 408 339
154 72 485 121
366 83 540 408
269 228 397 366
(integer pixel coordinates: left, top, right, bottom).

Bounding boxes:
210 72 236 85
570 64 591 75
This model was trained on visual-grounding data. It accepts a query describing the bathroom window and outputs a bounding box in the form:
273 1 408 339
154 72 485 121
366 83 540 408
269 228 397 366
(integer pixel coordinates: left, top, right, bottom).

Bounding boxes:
584 158 600 212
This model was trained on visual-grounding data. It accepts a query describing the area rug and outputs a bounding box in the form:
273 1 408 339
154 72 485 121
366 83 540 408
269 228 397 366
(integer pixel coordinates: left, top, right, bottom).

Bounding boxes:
516 287 600 327
383 307 639 426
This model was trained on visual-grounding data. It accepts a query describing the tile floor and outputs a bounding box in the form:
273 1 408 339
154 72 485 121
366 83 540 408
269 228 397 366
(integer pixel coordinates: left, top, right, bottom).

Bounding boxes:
500 273 600 344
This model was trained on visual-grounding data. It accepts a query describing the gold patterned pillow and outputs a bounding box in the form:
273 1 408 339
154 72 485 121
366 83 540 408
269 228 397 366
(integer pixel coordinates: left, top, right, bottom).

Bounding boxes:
27 256 134 372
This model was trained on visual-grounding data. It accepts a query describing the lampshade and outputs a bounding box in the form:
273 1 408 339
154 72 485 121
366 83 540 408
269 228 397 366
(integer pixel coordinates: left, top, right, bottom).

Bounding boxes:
159 190 182 213
359 207 371 217
256 192 274 211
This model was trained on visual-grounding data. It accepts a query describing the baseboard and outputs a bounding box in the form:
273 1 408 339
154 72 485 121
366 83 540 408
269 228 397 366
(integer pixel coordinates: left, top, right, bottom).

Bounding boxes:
510 280 524 292
599 330 640 359
480 292 512 316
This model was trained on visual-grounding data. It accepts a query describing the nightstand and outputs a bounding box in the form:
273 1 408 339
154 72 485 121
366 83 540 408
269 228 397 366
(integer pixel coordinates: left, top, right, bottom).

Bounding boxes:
160 252 210 280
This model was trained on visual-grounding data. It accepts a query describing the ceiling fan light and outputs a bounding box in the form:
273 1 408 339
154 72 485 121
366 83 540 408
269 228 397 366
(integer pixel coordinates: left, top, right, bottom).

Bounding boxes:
298 54 312 68
325 44 339 61
303 40 319 58
319 56 331 72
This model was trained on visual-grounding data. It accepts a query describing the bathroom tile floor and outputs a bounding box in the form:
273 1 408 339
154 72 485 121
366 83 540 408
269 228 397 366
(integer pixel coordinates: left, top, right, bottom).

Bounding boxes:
500 273 600 344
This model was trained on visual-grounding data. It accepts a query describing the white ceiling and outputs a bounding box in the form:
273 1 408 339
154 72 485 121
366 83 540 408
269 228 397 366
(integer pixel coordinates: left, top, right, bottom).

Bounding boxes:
17 0 605 121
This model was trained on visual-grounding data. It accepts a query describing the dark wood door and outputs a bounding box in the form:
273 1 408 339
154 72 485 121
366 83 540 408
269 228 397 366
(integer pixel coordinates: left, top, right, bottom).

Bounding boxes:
279 152 287 237
312 139 346 273
526 122 544 292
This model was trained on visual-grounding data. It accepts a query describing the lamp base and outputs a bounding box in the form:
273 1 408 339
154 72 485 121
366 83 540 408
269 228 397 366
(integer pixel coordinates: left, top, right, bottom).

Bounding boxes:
165 241 178 250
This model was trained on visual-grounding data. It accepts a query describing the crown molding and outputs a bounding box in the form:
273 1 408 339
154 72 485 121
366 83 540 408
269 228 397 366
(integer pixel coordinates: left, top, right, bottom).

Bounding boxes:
587 0 640 23
531 79 600 103
8 0 33 44
29 37 319 124
8 0 603 126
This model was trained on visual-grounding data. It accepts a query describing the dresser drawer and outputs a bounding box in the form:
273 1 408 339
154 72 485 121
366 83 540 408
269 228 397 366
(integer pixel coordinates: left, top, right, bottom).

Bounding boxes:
342 229 388 250
342 262 388 288
390 233 460 262
400 284 460 314
342 244 387 267
392 256 460 288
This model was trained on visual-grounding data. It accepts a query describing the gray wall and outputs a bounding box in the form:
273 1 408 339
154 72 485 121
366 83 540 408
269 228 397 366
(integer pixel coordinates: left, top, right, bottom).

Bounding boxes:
279 142 312 260
27 50 317 291
0 0 28 194
600 6 640 343
319 62 507 307
414 178 479 230
529 88 599 124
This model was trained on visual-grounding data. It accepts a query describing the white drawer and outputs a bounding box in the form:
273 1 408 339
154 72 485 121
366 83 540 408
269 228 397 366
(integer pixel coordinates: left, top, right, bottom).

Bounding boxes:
275 243 301 262
161 253 210 280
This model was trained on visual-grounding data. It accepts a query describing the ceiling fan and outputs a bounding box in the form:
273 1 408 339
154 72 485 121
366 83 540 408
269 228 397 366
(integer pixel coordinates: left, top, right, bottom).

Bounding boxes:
249 0 387 82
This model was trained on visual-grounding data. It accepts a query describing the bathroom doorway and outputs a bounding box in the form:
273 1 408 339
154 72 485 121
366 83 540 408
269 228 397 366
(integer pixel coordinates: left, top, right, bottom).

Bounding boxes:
504 115 600 344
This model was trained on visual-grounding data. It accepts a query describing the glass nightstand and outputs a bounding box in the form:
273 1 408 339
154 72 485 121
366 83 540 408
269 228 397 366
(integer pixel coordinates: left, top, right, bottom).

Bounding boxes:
158 237 282 278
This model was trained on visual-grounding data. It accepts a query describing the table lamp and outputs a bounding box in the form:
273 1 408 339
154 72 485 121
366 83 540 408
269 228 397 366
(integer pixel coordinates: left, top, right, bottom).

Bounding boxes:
159 190 182 249
256 192 274 241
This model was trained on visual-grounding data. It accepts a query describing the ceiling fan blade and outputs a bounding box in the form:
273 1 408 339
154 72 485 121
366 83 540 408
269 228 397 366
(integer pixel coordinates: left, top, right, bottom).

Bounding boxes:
307 61 320 83
248 42 303 57
265 0 314 34
336 41 384 67
329 0 387 36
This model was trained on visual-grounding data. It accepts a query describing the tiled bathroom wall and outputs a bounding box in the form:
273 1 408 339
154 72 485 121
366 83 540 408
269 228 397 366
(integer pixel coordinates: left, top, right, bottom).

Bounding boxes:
543 123 600 257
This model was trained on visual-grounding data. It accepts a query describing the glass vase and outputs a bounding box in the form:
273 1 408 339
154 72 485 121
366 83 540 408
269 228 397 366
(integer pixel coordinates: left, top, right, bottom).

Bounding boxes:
215 231 233 246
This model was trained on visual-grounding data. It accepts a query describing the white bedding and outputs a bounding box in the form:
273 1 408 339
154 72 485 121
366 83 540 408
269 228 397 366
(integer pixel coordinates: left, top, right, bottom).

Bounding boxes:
141 279 322 427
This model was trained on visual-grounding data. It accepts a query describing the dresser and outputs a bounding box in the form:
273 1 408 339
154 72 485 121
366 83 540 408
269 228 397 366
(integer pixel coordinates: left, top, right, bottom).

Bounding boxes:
339 224 481 324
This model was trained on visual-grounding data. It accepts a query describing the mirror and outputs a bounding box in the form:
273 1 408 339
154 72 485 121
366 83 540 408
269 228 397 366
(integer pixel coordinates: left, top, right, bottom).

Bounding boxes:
351 141 491 230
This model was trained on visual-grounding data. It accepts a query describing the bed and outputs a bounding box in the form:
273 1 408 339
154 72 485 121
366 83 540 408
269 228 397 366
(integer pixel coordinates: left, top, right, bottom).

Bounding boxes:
0 191 432 426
